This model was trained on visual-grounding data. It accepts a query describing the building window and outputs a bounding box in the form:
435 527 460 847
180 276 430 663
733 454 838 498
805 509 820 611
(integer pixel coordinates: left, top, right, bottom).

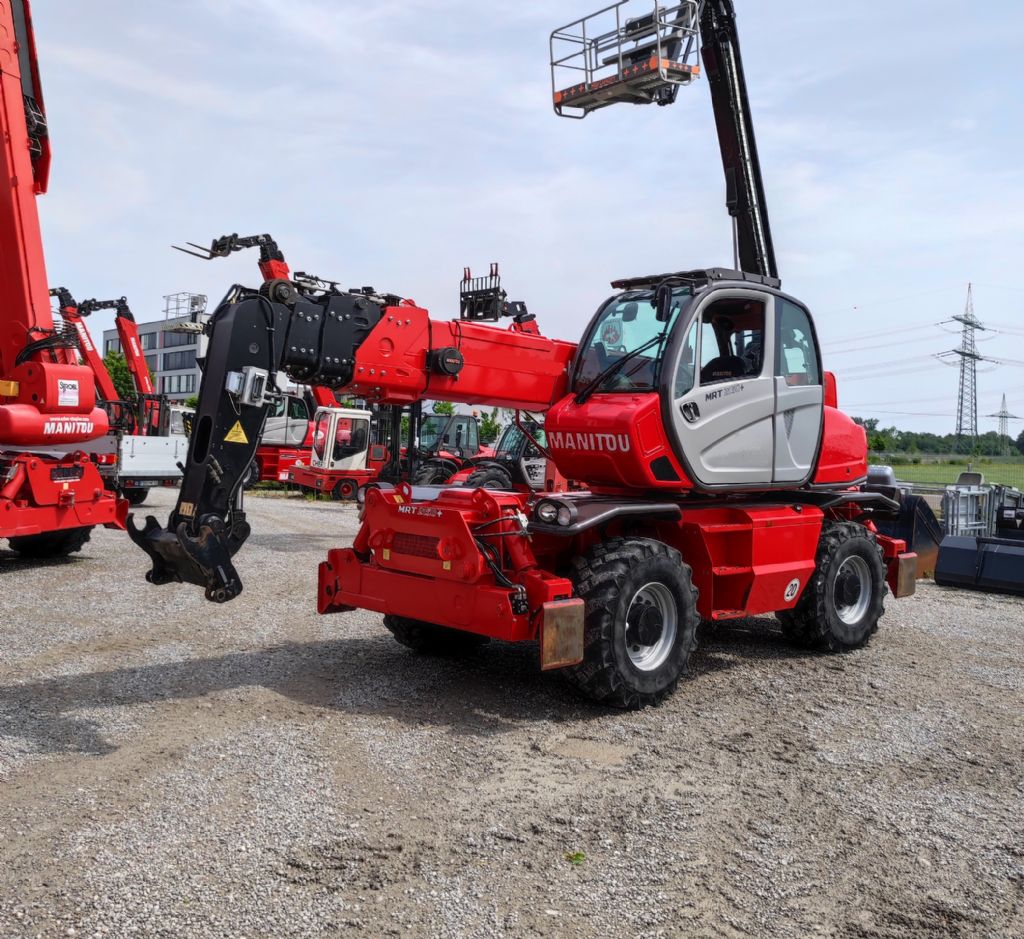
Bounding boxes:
105 339 122 355
163 350 197 371
162 374 194 395
145 355 158 374
162 329 193 349
140 332 157 351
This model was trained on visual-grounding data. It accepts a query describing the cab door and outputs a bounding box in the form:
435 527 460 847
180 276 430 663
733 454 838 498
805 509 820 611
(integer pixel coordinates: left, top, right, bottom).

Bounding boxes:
262 394 309 447
669 292 776 487
772 298 824 483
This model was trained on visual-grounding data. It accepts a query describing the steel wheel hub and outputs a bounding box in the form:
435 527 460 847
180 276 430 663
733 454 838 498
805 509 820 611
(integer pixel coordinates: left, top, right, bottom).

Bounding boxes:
833 555 871 625
624 582 678 672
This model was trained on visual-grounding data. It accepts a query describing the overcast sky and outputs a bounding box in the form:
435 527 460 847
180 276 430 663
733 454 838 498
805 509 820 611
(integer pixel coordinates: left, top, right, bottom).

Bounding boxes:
33 0 1024 435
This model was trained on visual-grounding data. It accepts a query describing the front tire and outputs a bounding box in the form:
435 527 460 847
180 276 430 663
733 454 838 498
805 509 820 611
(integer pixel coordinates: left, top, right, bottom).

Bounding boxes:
778 521 886 651
121 488 149 507
382 615 489 655
462 465 513 490
564 537 699 709
331 478 359 501
8 526 93 559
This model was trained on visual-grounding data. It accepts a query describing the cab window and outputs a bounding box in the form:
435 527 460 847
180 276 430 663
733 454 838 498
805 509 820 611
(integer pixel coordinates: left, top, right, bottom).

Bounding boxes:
777 300 821 385
674 324 698 398
333 418 369 461
697 300 765 386
288 396 309 420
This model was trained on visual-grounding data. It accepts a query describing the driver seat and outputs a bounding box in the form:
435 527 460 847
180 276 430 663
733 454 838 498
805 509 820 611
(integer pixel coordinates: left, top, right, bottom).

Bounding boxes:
700 355 746 384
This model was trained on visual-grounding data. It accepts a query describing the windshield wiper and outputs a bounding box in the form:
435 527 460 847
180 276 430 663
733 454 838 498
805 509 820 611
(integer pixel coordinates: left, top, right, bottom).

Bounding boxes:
575 334 667 405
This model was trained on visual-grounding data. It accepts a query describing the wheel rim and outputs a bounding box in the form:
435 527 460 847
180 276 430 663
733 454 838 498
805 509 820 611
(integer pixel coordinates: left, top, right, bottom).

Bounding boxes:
624 582 677 672
833 555 871 625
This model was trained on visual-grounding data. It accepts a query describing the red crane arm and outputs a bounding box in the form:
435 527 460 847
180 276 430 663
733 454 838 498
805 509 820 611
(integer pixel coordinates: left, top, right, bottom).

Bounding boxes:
112 304 156 396
57 300 120 403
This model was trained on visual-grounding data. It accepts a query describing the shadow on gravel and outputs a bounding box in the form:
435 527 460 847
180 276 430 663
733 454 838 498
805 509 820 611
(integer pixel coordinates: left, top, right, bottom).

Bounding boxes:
0 552 90 571
0 617 825 758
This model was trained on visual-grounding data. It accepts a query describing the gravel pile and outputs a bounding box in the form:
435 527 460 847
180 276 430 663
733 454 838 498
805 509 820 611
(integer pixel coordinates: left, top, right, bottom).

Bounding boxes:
1 488 1021 937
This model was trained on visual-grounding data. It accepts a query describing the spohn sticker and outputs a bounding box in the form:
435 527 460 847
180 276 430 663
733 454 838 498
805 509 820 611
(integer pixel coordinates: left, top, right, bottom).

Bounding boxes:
57 379 80 407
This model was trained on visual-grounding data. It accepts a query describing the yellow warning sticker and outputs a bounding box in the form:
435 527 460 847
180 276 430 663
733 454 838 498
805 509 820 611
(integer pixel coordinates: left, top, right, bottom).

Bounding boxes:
225 421 249 445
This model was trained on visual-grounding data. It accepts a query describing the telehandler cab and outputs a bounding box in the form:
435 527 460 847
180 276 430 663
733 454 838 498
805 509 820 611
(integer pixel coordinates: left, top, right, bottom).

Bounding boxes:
132 0 917 707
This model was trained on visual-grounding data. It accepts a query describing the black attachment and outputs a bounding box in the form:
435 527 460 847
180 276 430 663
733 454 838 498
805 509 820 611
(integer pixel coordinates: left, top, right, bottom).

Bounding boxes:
49 287 76 310
172 232 282 262
78 296 134 320
131 285 391 601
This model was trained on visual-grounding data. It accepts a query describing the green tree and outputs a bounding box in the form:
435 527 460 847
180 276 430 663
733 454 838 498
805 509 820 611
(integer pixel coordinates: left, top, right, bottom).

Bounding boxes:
184 395 199 409
432 400 455 416
102 350 136 402
478 407 501 444
1016 429 1024 456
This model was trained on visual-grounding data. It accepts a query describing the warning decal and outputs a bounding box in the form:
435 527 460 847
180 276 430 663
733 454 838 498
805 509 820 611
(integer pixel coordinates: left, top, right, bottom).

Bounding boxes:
225 421 249 445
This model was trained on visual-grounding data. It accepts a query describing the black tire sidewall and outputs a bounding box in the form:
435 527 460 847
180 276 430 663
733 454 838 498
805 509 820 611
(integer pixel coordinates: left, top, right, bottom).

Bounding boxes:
821 536 885 647
464 466 512 490
600 551 696 698
334 479 357 500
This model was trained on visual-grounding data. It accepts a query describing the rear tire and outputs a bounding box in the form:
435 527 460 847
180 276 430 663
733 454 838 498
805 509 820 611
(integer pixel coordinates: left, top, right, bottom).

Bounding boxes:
778 521 886 651
121 488 149 507
8 526 93 559
331 478 358 501
462 465 513 490
564 537 699 709
382 615 489 655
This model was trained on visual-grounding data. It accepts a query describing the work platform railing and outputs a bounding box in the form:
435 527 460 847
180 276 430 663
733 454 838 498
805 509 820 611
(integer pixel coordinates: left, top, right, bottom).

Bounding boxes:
551 1 701 118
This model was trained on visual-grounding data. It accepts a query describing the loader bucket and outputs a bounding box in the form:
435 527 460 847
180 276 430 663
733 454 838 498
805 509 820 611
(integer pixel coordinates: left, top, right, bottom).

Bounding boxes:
934 536 1024 598
875 494 943 579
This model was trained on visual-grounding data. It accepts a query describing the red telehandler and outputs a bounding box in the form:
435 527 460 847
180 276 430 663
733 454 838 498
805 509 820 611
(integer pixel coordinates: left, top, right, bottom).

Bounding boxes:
0 0 125 557
132 0 918 707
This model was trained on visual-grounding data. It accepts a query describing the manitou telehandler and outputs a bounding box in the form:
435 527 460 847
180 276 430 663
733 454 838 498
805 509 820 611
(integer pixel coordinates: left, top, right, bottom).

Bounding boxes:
132 0 918 707
0 0 125 557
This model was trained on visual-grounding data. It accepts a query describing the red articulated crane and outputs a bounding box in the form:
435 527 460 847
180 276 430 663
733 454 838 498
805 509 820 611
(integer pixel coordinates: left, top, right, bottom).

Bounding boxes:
52 289 187 505
0 0 125 557
80 295 162 433
132 0 919 707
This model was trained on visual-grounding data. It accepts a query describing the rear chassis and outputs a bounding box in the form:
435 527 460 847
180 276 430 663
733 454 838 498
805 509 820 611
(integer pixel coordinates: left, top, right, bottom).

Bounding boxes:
287 462 382 497
319 483 916 668
1 450 127 539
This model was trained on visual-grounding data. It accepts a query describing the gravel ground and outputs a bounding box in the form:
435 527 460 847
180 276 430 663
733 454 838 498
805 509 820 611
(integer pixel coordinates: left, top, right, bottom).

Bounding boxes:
1 488 1022 938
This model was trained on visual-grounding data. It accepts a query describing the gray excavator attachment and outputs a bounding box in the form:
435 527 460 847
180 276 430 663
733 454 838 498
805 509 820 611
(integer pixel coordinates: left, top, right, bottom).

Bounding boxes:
934 488 1024 597
934 536 1024 598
